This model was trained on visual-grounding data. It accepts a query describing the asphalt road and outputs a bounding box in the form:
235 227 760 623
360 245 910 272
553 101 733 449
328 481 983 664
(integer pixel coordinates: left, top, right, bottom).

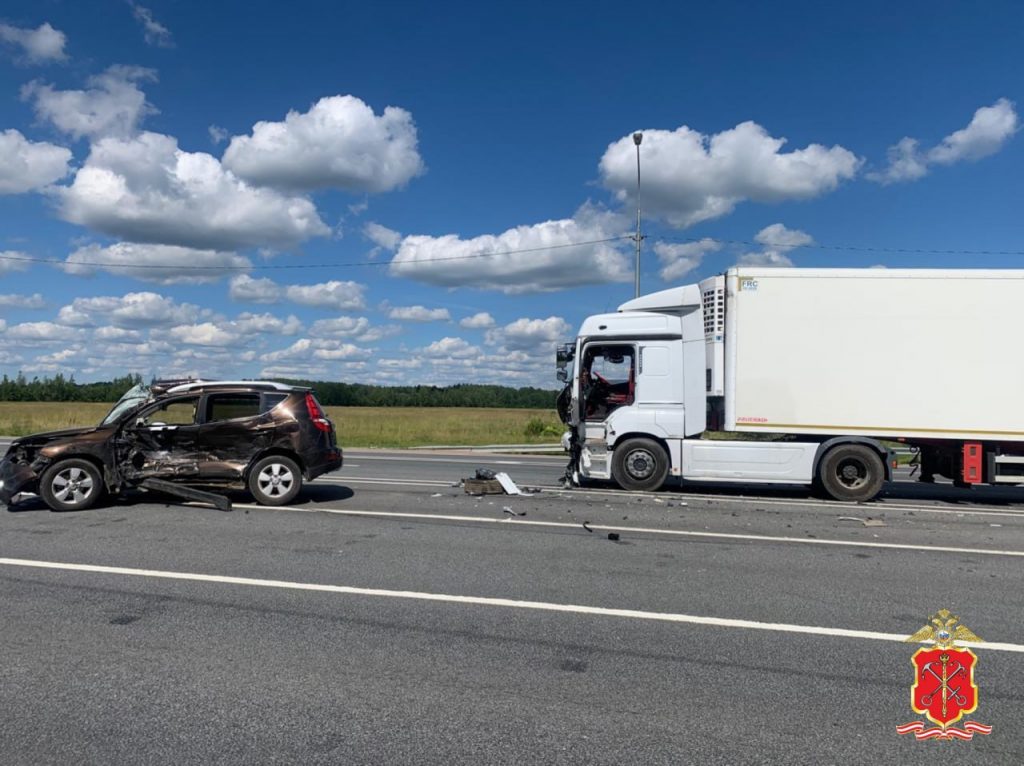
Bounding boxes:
3 448 1024 765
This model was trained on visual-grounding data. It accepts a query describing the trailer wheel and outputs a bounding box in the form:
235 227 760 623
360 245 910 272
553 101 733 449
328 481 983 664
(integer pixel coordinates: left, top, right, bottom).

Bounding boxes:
39 458 104 511
818 444 885 502
612 438 669 492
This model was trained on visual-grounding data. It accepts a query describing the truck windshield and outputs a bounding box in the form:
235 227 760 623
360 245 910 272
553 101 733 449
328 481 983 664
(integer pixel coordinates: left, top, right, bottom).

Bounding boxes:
100 384 152 425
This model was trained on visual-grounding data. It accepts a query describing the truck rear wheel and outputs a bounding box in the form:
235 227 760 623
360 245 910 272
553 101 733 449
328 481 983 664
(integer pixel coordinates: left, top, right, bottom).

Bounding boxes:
818 444 885 502
612 438 669 492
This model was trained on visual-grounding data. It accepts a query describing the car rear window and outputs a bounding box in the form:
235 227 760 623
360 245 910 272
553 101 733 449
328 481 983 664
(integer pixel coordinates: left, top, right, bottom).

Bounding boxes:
205 393 261 422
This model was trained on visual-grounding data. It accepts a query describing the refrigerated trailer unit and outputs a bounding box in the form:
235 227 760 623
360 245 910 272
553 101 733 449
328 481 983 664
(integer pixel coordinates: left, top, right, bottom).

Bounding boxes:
556 268 1024 501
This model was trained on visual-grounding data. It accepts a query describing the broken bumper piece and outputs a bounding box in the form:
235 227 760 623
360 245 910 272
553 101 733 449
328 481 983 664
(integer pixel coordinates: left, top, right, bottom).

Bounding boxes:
0 458 40 505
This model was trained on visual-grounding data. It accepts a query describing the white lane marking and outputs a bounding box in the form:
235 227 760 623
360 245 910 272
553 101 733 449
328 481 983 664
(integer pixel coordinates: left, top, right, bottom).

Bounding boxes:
2 556 1020 653
345 455 529 466
233 504 1024 558
332 477 452 488
324 477 1024 519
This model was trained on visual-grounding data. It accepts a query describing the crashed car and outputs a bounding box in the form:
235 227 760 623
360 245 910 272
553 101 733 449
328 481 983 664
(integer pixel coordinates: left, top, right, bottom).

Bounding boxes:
0 379 342 511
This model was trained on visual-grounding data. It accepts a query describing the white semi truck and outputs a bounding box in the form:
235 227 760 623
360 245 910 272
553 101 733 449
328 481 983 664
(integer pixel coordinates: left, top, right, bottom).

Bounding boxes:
556 267 1024 502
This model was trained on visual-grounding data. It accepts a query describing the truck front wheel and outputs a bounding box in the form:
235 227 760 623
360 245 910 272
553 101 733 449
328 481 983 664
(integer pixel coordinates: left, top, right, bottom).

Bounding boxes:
612 438 669 492
817 444 885 502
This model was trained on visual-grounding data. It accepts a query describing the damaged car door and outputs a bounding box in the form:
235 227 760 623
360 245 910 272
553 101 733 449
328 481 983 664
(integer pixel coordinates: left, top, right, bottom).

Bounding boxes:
119 395 203 481
195 392 278 481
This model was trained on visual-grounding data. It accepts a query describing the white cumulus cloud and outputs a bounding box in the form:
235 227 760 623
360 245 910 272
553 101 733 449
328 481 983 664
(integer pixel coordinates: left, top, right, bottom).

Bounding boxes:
23 66 158 140
421 336 480 359
56 291 203 328
459 312 495 329
0 292 45 309
737 223 813 267
0 250 30 275
869 99 1019 184
600 121 861 228
63 242 250 284
223 95 425 193
260 337 372 363
388 305 451 322
0 129 72 194
487 316 572 352
228 274 366 310
168 322 239 347
0 22 67 63
654 238 722 282
58 131 330 249
389 204 631 293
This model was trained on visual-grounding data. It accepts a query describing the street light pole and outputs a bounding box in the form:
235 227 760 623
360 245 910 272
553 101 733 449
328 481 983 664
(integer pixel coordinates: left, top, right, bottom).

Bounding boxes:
633 131 643 298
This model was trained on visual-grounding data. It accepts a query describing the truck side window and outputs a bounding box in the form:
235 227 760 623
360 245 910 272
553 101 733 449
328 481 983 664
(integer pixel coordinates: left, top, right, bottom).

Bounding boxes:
581 345 635 420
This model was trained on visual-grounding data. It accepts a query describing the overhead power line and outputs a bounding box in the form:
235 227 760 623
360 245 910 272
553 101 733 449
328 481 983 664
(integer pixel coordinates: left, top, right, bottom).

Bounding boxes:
0 236 633 272
1 234 1022 272
660 235 1024 257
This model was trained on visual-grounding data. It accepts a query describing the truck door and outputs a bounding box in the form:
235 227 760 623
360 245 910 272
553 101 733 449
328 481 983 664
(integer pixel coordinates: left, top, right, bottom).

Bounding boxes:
580 344 636 422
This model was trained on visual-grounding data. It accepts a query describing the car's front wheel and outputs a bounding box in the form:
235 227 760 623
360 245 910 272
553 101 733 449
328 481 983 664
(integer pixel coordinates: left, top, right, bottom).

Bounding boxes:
248 455 302 506
39 458 104 511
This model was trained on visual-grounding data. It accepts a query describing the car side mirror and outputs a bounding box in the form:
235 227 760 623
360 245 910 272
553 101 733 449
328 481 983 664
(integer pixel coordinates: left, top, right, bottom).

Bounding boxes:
135 417 146 427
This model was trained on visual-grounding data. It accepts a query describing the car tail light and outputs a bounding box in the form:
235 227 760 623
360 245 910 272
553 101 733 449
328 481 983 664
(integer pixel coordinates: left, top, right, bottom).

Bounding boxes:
305 392 331 432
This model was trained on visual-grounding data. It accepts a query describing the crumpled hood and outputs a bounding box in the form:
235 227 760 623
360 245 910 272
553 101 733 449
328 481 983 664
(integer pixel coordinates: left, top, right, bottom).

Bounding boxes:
8 425 110 450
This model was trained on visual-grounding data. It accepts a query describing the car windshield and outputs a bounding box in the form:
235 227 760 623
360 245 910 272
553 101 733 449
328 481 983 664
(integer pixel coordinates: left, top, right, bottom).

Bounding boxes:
100 384 152 425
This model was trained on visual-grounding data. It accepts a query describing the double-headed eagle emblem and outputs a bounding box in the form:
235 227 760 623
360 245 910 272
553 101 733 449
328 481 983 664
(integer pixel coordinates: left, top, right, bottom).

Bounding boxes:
904 608 982 649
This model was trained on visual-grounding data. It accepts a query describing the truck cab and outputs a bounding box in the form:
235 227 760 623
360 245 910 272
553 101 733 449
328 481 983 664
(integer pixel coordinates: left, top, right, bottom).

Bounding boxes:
557 272 895 501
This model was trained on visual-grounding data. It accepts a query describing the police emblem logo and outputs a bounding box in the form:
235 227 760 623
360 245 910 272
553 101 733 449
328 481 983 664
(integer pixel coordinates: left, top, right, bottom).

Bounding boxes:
896 609 993 741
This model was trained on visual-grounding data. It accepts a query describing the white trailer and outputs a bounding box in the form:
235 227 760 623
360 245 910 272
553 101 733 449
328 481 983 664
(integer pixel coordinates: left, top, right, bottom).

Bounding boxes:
556 268 1024 501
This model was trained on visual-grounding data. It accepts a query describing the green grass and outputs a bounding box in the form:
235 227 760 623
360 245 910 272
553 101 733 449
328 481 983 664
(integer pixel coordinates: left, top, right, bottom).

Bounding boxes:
0 402 565 448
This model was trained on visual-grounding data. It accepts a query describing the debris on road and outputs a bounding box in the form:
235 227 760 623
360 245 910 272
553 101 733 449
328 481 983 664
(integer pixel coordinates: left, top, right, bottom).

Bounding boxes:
141 478 232 512
495 472 521 495
607 532 620 541
502 506 526 517
863 518 887 527
463 468 535 496
430 493 443 498
582 521 593 533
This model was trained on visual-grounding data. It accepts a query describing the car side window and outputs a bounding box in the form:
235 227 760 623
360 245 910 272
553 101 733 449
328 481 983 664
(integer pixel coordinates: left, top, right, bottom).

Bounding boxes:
206 394 261 422
140 397 199 426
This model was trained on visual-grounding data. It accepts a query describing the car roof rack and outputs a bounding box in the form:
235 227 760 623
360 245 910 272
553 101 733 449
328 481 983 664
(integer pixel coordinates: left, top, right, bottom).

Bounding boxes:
164 379 300 395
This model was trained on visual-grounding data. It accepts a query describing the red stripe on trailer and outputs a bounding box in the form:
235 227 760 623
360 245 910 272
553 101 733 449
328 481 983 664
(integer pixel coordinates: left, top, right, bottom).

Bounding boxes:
962 442 983 484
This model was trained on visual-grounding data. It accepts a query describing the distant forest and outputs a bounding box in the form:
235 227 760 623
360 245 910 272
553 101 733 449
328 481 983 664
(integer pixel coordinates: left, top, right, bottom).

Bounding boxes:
0 373 559 409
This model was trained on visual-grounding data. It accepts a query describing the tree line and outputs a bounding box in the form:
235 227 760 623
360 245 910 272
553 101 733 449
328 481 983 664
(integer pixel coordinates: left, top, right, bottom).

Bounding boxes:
0 373 558 409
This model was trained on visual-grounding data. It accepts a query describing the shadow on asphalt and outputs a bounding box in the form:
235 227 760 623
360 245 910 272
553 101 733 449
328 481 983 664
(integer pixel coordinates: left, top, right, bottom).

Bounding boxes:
4 483 357 514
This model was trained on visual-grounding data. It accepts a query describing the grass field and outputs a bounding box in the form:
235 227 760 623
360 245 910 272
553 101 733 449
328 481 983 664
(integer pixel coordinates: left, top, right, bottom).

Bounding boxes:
0 402 564 448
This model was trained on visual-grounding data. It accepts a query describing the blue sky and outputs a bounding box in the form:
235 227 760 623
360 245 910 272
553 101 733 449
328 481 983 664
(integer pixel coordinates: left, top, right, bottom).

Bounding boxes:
0 0 1020 387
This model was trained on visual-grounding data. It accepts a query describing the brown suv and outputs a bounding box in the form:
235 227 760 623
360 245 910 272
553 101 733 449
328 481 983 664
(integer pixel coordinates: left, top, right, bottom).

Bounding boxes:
0 379 342 511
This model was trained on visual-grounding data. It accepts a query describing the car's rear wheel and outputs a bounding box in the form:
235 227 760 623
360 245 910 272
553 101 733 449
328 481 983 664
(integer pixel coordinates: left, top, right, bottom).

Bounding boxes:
39 458 104 511
249 455 302 505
